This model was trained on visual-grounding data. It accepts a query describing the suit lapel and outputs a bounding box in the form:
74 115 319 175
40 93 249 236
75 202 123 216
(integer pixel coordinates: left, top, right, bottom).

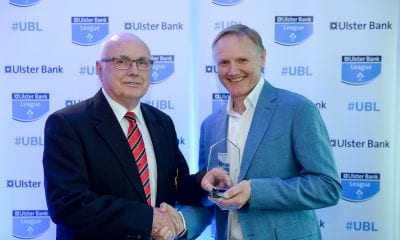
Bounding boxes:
239 82 277 180
92 90 147 202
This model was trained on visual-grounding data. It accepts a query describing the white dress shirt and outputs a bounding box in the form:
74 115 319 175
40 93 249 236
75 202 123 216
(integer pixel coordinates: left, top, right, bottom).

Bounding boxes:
226 78 264 240
102 88 157 206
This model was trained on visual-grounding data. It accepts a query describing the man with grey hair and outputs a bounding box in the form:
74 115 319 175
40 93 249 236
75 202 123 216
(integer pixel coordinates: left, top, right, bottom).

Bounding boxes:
199 24 342 239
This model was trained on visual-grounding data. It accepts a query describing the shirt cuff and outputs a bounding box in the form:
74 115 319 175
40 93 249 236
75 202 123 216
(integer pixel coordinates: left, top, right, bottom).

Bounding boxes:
175 211 187 239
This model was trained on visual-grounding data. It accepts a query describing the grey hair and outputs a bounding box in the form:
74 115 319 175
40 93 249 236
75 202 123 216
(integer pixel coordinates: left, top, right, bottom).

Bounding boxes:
212 24 265 52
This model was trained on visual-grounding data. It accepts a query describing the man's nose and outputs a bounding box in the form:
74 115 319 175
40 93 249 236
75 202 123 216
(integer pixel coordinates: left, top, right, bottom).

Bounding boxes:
127 62 139 74
227 63 240 75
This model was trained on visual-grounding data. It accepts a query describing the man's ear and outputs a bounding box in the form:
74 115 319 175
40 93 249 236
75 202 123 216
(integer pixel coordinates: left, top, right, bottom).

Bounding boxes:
96 61 102 77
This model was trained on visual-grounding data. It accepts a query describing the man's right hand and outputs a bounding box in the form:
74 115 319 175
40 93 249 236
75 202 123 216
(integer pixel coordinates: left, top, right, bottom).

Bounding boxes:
152 203 184 240
201 167 232 192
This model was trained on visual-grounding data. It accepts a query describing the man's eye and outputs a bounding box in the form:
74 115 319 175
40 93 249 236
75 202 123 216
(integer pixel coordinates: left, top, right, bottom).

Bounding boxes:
219 61 229 67
137 59 147 65
238 59 248 64
115 59 126 64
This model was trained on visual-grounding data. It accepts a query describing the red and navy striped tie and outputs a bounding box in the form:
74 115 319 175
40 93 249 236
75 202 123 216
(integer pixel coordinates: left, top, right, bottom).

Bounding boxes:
125 112 151 206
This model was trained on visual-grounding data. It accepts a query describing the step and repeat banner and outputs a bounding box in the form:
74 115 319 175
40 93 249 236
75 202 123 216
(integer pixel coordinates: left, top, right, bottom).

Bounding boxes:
0 0 399 239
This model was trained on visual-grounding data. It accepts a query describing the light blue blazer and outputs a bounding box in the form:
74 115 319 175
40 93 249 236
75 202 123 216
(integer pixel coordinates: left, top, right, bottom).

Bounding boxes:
196 80 342 240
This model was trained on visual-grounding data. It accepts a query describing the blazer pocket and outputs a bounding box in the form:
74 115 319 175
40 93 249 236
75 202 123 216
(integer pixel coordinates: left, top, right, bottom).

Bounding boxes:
275 219 320 240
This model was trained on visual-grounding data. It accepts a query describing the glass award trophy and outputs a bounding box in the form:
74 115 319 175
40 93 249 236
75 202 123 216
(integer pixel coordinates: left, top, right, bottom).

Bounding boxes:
207 138 240 198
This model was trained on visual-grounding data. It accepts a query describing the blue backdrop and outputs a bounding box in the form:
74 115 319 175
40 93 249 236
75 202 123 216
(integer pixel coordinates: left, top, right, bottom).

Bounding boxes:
1 0 399 239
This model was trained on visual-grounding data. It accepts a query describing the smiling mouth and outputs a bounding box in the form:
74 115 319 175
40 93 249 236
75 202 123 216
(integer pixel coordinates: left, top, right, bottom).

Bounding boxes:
125 82 142 86
229 76 244 82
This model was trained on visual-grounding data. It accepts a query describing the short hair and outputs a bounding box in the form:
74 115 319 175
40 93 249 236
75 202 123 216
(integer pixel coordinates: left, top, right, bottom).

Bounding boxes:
212 24 265 53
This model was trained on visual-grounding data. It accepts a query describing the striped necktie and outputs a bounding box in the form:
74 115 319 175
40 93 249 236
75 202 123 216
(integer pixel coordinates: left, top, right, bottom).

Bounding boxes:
125 112 151 206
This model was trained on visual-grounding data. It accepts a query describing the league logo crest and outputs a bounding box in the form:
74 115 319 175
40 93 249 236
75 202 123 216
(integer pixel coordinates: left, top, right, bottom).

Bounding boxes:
9 0 41 7
341 172 380 202
275 16 313 46
150 55 174 84
341 55 381 85
212 0 242 6
71 17 109 46
12 210 50 239
12 93 49 122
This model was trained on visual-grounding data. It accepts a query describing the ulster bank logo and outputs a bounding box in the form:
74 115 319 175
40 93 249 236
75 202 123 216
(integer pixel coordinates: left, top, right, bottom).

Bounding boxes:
150 55 174 84
71 17 109 46
12 93 49 122
212 0 242 6
9 0 41 7
341 55 381 85
275 16 313 46
341 172 380 202
13 210 50 239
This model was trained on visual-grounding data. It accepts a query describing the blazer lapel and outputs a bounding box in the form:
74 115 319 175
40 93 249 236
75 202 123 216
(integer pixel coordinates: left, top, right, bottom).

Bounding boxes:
239 82 277 180
92 90 147 202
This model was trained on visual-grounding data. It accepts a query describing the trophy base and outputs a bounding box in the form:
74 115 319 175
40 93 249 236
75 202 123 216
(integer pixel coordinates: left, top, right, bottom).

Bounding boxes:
209 187 227 198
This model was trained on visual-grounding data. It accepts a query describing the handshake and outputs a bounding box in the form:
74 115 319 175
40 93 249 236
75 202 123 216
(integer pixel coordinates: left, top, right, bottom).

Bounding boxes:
151 167 251 239
152 202 184 240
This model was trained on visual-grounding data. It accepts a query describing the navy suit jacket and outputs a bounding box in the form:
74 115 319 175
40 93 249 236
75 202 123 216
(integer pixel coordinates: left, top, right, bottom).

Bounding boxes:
43 90 204 240
198 80 342 240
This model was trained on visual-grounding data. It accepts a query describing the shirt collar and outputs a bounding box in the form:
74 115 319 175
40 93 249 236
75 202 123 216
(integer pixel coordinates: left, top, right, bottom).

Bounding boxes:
102 88 144 124
226 77 265 115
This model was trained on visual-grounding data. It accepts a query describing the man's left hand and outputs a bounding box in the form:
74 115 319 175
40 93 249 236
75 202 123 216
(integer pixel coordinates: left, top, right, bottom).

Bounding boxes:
209 180 251 210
